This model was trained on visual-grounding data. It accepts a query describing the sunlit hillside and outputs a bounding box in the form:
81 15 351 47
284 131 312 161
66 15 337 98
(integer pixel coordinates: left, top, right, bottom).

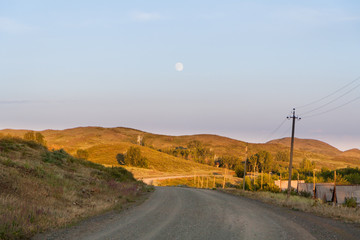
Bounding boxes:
1 127 359 177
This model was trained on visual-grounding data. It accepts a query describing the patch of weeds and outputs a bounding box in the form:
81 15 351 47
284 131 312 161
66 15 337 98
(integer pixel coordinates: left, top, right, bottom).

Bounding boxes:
1 158 16 167
34 166 46 178
344 197 357 208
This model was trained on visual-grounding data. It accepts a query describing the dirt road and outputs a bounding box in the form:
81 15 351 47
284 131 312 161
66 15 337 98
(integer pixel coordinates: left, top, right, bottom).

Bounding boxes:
36 187 360 240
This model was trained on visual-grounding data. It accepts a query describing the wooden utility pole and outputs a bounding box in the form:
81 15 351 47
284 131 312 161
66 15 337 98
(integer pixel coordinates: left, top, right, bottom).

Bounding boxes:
297 174 300 192
333 170 337 205
287 108 300 198
243 145 248 190
213 176 216 188
222 175 226 189
261 171 263 190
313 170 316 199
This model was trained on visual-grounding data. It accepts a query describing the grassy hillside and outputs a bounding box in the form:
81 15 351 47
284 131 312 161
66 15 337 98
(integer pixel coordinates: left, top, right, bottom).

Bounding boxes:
0 137 149 239
1 127 359 175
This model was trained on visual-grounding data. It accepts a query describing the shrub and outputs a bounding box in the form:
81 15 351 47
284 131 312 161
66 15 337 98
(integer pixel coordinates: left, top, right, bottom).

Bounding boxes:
116 153 125 165
344 197 357 208
76 149 89 160
235 165 244 178
299 190 312 198
42 149 74 165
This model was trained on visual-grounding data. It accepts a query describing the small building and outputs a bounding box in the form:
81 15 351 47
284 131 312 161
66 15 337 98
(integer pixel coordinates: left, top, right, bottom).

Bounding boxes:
335 185 360 204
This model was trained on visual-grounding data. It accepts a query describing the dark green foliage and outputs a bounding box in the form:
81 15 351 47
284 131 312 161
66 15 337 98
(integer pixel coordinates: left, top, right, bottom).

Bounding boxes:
76 149 89 160
344 197 357 208
42 149 74 165
247 151 273 172
275 151 289 162
235 164 245 178
216 155 240 169
122 146 148 168
299 158 316 174
318 167 360 184
0 137 44 153
345 173 360 184
116 153 125 165
299 190 312 198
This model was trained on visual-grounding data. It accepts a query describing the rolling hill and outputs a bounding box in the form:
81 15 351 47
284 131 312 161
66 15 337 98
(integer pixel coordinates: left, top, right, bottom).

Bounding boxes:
1 127 359 177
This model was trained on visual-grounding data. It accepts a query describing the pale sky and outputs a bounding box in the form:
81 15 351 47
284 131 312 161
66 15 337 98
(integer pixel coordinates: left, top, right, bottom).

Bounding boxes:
1 0 360 151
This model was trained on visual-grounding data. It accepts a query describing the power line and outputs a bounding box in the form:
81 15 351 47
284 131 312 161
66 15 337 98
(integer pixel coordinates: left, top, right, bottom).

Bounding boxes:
300 82 360 115
296 75 360 109
302 95 360 119
264 118 287 142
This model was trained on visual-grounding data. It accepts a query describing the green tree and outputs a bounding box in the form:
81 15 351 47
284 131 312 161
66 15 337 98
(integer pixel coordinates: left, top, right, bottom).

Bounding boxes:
124 146 148 168
299 158 316 173
35 132 46 145
24 131 35 141
275 151 289 162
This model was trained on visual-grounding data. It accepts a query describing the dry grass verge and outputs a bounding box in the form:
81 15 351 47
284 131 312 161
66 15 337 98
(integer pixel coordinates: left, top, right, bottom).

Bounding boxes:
221 189 360 223
0 137 153 240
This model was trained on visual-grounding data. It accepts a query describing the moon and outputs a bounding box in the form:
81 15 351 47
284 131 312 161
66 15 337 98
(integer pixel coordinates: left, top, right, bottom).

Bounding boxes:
175 62 184 71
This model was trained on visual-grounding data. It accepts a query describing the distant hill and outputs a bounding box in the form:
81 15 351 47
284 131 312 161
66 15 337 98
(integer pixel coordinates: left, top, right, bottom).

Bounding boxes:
267 138 342 156
1 127 359 175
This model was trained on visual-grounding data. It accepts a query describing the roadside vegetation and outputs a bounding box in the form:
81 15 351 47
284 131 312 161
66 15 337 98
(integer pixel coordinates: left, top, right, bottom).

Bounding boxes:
0 137 151 240
222 189 360 223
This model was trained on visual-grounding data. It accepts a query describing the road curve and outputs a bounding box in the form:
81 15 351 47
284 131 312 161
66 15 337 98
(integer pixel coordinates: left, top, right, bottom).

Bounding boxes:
36 187 360 240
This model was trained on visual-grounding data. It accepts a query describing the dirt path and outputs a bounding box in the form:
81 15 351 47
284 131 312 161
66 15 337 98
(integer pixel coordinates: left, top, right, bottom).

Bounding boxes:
34 187 360 240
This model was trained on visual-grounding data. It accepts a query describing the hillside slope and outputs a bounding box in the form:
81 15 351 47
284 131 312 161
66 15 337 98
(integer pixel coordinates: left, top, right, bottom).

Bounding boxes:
0 137 147 239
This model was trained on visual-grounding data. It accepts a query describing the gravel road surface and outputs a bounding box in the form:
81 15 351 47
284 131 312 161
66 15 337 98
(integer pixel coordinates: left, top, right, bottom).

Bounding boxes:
35 187 360 240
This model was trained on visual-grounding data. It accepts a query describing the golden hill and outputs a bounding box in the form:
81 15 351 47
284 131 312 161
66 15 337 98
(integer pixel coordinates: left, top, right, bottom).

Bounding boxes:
1 127 359 176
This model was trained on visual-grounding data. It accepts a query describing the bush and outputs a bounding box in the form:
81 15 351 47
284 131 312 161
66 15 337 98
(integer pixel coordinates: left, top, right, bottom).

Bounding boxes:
235 165 244 178
76 149 89 160
298 190 312 198
119 146 149 168
42 149 74 165
116 153 125 165
344 197 357 208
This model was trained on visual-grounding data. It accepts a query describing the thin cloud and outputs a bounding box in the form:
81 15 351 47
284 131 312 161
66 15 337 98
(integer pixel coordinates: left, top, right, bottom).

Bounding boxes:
0 100 32 104
0 17 34 34
272 7 360 25
130 11 161 22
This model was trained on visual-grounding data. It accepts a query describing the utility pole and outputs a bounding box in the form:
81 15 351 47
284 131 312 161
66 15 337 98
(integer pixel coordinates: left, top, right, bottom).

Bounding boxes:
333 170 337 205
287 108 300 198
313 170 316 199
243 145 248 190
